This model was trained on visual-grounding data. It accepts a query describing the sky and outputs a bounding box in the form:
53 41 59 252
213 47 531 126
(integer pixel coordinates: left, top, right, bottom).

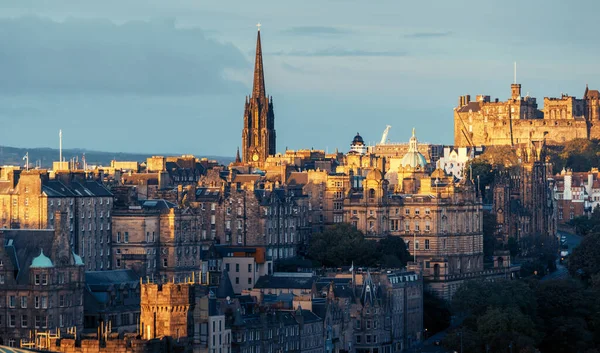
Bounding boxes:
1 0 600 157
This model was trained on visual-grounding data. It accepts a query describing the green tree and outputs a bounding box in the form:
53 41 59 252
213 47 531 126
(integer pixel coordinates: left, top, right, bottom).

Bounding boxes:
476 307 539 352
482 210 498 259
376 236 411 267
307 223 378 267
568 233 600 282
535 280 600 352
423 292 451 335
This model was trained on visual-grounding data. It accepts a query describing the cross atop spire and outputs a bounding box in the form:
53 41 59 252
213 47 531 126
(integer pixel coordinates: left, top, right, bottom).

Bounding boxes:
252 24 266 98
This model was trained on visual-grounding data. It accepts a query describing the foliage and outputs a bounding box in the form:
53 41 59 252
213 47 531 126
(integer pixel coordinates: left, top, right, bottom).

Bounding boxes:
447 278 600 352
569 205 600 235
547 138 600 173
535 280 600 352
423 292 451 336
568 232 600 283
482 210 499 259
307 224 409 268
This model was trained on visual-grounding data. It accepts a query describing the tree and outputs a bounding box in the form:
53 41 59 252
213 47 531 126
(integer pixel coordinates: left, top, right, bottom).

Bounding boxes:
535 280 600 352
482 210 498 259
567 233 600 283
423 292 451 335
376 236 411 267
476 307 539 352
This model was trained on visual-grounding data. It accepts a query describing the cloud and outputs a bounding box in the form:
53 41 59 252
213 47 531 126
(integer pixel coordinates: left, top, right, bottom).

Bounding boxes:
404 31 453 38
269 48 408 57
282 26 351 36
280 62 309 73
0 16 249 95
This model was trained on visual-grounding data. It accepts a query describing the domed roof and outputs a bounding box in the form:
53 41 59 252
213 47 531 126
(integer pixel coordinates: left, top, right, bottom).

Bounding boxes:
352 133 365 146
401 128 427 169
366 168 384 180
31 249 54 268
73 252 84 266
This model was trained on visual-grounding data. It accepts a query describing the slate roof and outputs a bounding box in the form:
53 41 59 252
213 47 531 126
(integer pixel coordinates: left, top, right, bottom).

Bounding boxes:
43 179 112 198
141 199 177 210
3 229 55 285
457 101 481 113
254 274 316 290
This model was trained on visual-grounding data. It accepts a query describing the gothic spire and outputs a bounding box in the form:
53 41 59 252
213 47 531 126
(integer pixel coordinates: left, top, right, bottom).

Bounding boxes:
252 25 266 98
235 147 241 163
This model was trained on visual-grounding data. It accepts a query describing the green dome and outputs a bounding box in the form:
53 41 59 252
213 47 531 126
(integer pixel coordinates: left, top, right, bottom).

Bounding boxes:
401 128 427 169
31 249 54 268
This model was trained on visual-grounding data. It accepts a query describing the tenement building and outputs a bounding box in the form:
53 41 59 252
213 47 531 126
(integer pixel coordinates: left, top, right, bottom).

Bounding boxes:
0 169 113 271
454 82 600 147
0 213 85 347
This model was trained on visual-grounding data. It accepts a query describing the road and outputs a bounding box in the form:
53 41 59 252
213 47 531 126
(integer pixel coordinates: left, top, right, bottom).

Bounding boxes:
541 231 581 282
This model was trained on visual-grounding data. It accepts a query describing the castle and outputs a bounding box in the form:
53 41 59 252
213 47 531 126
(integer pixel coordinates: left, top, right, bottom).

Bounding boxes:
454 83 600 147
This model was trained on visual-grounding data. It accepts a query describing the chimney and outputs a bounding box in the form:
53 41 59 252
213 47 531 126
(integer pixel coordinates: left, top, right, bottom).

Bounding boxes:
464 95 471 104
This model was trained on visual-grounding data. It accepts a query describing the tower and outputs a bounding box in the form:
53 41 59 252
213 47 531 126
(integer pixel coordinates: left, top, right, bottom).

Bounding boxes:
242 25 276 166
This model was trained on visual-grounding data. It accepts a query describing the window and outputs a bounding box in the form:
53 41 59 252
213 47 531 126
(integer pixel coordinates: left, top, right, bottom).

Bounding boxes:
21 315 28 328
211 203 216 211
405 208 410 215
425 208 431 215
0 274 4 284
425 239 430 250
42 274 48 285
42 297 47 309
248 277 252 285
116 259 121 268
21 296 27 308
117 232 121 243
9 315 15 327
356 336 361 344
35 274 40 285
163 258 168 267
8 296 15 308
415 240 420 250
235 277 239 284
415 208 420 215
59 295 65 307
236 264 240 272
35 316 41 328
248 264 252 273
124 232 129 243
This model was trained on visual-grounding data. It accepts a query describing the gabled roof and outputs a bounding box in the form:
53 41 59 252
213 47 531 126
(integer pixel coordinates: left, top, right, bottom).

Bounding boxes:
254 274 316 290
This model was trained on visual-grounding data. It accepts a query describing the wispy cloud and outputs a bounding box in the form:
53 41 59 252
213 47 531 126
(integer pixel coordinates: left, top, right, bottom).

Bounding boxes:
282 26 351 36
0 16 248 95
404 31 453 38
280 62 309 73
270 48 408 57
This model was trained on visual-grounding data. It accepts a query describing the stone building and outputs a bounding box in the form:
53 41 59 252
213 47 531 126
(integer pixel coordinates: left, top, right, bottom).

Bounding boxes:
140 282 190 342
454 82 600 147
0 169 113 271
0 213 85 347
112 197 206 284
492 142 556 243
84 269 140 334
314 270 423 353
241 28 276 167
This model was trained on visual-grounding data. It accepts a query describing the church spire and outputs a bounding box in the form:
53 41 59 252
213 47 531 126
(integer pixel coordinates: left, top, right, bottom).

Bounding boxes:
252 23 266 98
235 147 241 163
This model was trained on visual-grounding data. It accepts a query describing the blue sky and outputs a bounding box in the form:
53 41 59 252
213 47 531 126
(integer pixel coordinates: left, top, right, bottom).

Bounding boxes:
1 0 599 156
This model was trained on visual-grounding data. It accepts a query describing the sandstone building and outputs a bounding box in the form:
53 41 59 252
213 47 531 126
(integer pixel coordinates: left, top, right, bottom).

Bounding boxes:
454 83 600 147
0 169 113 271
0 213 85 346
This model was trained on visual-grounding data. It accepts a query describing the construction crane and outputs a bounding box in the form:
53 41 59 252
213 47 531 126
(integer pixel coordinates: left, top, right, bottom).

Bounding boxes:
379 125 392 145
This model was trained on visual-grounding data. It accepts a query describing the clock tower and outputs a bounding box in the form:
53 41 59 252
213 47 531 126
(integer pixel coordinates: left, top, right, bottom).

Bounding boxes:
241 24 276 167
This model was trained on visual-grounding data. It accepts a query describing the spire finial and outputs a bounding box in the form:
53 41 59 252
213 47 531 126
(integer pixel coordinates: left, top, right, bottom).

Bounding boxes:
412 127 415 137
252 24 266 98
257 23 261 31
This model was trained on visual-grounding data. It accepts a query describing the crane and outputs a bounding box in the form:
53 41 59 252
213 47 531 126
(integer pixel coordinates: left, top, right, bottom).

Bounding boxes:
379 125 392 145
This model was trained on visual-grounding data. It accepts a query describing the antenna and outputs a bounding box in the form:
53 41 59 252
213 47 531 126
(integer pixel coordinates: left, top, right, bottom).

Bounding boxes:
59 129 63 163
513 62 517 84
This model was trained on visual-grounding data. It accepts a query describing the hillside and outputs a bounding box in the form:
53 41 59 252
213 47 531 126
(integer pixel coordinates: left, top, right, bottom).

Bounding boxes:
0 145 233 168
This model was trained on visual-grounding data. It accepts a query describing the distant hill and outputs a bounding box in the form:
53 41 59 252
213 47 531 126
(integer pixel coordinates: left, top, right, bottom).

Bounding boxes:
0 145 233 168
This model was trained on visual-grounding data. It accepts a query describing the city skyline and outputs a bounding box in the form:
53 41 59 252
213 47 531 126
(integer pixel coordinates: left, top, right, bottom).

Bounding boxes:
1 0 600 157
